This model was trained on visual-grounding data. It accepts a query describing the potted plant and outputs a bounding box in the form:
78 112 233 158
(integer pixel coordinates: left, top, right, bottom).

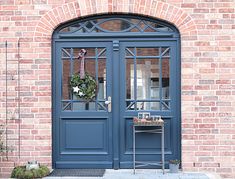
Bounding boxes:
169 159 180 173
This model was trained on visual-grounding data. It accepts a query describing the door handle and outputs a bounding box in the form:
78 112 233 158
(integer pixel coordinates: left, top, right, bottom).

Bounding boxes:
105 96 112 112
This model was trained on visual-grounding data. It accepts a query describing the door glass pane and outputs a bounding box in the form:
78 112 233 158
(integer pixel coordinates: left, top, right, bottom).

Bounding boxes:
136 47 160 56
136 58 160 100
126 58 134 100
73 48 96 59
84 59 96 79
162 58 170 99
73 101 96 110
98 58 106 100
62 47 107 111
136 102 160 110
125 46 171 111
73 55 80 74
62 60 70 100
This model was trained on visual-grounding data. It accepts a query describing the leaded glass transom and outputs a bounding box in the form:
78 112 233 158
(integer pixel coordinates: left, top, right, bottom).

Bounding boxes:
59 17 175 34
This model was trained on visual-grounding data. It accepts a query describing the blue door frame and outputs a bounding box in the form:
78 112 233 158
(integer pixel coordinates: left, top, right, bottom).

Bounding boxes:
52 38 181 169
52 14 181 169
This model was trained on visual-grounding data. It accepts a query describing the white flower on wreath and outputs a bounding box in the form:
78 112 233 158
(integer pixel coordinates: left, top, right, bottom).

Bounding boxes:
79 91 85 96
73 86 80 93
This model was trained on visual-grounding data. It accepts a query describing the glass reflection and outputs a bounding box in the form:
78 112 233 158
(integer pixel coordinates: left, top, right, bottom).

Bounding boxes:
62 47 107 111
126 58 134 100
136 59 160 100
162 58 170 99
62 60 70 100
136 102 160 110
125 46 170 111
98 58 106 100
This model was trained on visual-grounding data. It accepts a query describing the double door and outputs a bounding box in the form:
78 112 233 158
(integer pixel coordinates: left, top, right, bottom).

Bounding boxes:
53 39 180 168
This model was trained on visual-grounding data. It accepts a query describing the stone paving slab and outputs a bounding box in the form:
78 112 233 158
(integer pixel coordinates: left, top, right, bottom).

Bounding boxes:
44 169 221 179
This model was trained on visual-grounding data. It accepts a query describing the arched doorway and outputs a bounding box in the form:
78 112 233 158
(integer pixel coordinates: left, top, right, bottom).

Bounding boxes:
52 14 181 169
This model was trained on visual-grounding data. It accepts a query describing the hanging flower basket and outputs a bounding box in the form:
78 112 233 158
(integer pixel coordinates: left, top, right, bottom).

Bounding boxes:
70 73 97 101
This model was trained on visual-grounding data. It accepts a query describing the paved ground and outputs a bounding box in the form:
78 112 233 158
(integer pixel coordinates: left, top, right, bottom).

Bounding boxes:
44 169 221 179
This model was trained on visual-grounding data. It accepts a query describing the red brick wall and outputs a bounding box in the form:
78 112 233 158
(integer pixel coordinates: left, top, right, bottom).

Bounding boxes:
0 0 234 178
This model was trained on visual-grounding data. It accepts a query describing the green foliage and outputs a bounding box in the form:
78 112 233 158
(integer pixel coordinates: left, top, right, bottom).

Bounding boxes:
70 73 97 101
169 159 180 164
11 165 50 179
0 124 8 153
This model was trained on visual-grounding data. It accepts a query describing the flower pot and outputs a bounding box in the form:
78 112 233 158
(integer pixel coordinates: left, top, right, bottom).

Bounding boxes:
169 163 179 173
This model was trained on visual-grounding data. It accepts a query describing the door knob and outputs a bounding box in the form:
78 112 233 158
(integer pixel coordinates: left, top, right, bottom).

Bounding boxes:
105 96 112 112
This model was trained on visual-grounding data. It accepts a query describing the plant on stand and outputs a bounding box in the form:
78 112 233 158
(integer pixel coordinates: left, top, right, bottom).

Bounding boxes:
169 159 180 173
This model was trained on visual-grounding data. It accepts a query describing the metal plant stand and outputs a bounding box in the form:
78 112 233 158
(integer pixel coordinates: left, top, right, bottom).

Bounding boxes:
133 121 165 174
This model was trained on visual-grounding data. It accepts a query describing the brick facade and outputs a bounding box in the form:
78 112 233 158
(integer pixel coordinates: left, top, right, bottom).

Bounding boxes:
0 0 234 178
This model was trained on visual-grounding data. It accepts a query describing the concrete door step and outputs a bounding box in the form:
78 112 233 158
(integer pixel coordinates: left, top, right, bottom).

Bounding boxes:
44 169 221 179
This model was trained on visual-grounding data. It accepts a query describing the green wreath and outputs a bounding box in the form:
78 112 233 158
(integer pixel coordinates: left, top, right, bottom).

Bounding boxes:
70 73 97 101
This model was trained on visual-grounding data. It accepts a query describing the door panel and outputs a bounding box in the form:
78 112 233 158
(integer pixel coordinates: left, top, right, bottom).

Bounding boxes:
54 42 113 168
119 41 180 168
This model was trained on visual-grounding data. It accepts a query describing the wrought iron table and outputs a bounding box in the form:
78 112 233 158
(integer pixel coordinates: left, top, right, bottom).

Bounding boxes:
133 120 165 174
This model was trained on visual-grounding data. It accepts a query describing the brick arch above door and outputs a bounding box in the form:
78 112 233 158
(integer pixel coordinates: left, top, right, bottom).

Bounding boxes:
34 0 197 38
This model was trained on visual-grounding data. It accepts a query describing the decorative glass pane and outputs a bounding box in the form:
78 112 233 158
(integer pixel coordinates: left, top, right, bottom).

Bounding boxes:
144 27 156 32
62 60 70 100
136 58 160 100
161 47 170 57
85 21 94 30
130 27 139 32
62 48 71 58
98 102 106 111
126 58 134 100
125 48 134 56
59 17 175 34
162 101 170 110
99 19 131 31
60 24 80 33
126 101 135 110
98 48 106 57
156 25 173 32
62 102 71 111
138 21 146 30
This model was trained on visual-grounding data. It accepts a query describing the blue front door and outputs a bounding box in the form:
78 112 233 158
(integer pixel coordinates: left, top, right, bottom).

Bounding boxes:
54 41 114 168
53 39 180 169
119 41 180 168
